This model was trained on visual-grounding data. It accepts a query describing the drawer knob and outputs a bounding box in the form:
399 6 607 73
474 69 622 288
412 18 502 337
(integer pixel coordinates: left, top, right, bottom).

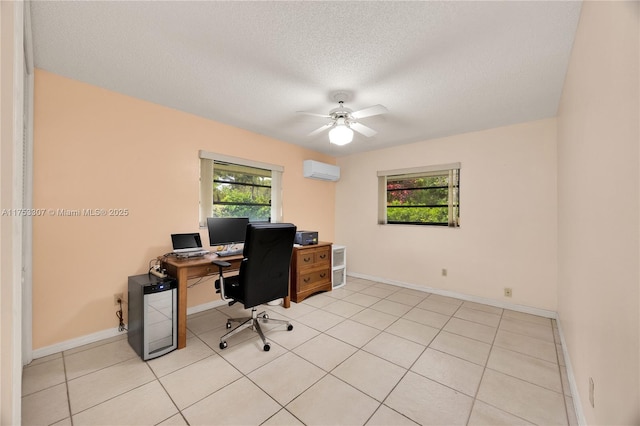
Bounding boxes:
303 257 312 262
319 254 327 259
320 273 326 278
303 277 311 283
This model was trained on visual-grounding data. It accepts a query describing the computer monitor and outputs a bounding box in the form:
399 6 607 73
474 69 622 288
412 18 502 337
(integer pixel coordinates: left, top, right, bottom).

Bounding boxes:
206 217 249 247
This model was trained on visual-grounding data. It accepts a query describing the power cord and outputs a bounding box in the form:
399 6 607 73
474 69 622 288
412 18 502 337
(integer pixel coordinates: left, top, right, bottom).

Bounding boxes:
148 256 169 278
187 275 213 288
116 297 127 332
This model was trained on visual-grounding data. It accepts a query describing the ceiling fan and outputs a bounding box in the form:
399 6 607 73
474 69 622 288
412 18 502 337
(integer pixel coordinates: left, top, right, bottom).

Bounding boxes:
299 92 388 146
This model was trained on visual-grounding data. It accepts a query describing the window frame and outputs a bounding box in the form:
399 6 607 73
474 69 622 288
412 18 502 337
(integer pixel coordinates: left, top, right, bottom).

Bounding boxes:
377 163 460 227
199 151 284 227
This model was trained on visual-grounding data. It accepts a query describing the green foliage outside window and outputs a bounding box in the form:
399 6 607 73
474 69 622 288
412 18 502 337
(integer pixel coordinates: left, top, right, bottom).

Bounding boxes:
212 162 271 221
386 174 458 225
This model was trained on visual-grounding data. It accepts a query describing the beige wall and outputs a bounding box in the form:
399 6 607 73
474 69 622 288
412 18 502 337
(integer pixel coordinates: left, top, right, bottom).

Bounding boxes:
557 1 639 424
336 118 558 311
32 70 336 350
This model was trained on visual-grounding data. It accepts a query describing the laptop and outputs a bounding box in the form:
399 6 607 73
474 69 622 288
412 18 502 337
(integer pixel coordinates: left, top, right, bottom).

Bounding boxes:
171 233 209 257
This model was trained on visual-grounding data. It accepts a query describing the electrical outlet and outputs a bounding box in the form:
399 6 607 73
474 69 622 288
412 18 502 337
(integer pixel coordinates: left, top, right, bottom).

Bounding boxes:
114 292 123 306
504 287 512 297
589 377 595 407
442 268 447 277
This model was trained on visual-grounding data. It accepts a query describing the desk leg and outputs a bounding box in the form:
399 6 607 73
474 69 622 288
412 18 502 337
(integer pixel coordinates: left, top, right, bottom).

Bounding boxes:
177 268 188 349
283 295 290 308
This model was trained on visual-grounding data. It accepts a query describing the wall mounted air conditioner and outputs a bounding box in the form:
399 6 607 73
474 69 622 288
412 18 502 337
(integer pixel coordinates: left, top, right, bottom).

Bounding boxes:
303 160 340 182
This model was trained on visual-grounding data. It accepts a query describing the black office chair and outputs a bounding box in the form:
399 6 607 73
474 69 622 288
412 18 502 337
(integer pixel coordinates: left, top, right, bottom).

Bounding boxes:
213 223 296 351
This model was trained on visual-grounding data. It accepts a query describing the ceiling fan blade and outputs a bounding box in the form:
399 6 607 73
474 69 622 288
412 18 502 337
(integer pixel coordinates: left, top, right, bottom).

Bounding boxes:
297 111 331 119
350 122 377 137
307 123 333 137
350 104 388 119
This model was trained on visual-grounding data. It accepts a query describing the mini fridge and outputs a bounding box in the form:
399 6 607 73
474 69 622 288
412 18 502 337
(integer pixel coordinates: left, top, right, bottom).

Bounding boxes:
128 274 178 360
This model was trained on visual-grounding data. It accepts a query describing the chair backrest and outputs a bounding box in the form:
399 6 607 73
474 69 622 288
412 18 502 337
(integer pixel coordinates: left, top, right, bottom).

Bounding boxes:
239 223 297 308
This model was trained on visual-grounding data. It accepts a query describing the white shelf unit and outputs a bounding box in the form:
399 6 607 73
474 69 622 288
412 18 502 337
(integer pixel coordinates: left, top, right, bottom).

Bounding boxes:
331 245 347 289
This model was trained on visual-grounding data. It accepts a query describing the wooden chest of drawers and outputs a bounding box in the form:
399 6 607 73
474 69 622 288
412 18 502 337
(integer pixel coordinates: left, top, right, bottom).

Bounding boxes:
290 242 332 303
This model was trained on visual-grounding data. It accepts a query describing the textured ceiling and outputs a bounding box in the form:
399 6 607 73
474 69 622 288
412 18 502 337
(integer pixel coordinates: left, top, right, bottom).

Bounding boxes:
30 1 582 157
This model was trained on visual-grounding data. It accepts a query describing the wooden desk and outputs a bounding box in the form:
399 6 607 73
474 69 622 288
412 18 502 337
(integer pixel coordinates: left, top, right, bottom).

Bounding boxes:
161 253 290 349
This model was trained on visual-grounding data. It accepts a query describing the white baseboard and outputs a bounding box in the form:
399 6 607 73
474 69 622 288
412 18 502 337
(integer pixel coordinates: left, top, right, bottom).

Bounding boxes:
31 299 229 361
348 272 557 319
32 327 128 360
555 316 586 426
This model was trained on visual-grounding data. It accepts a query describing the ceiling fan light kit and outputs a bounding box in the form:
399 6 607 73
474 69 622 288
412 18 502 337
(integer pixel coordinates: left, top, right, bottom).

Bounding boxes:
329 125 353 145
300 91 388 147
329 117 354 145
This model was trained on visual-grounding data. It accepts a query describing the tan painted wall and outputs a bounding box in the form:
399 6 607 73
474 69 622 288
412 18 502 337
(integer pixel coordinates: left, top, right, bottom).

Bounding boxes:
336 118 558 311
557 1 639 424
32 70 336 349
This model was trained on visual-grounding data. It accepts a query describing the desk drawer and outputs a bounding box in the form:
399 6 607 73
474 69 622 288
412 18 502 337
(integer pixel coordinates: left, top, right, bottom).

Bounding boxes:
183 260 241 280
299 268 331 292
296 246 331 268
187 264 217 279
315 248 330 265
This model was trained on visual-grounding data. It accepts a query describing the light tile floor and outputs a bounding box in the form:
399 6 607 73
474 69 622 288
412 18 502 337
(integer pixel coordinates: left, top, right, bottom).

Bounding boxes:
22 278 579 425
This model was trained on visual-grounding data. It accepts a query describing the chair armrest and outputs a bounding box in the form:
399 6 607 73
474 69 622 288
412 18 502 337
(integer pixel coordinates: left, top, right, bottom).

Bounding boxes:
213 260 231 268
212 260 232 302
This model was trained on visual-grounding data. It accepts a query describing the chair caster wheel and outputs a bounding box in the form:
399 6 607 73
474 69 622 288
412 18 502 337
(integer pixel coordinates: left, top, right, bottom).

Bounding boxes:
263 344 270 352
287 324 293 331
226 322 232 329
263 314 269 319
219 341 227 350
